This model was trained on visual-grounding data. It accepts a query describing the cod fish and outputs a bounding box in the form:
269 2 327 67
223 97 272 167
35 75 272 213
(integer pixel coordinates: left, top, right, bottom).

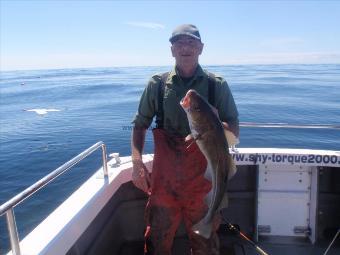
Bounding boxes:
180 89 236 239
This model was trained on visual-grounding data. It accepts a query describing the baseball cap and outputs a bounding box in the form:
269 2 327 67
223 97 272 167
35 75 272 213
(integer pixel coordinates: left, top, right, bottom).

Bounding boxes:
169 24 201 44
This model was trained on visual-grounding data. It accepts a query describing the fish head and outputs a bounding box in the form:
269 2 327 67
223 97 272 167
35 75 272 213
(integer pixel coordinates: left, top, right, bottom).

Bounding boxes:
180 89 207 116
180 89 200 111
180 89 214 133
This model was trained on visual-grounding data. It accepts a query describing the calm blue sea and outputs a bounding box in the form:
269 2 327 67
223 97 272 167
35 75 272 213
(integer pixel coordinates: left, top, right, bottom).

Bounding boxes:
0 64 340 253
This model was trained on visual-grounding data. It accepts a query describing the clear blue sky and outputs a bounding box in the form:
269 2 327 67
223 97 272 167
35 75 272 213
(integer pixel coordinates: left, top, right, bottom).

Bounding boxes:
1 0 339 71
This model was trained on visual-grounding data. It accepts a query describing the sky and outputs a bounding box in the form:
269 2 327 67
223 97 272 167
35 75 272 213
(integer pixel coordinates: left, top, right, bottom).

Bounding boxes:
1 0 340 71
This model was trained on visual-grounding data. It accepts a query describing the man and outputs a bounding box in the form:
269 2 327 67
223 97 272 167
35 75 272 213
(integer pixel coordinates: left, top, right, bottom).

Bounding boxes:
131 24 239 255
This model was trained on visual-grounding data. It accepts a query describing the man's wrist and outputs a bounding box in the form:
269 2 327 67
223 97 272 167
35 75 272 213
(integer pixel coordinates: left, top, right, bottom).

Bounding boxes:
132 157 143 163
131 150 142 160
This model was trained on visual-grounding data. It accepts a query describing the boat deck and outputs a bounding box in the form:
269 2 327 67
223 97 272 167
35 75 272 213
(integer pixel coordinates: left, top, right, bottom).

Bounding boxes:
66 177 340 255
3 148 340 255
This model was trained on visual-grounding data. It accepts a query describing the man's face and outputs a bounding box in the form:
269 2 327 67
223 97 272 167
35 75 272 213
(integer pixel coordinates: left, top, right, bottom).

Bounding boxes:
171 35 204 68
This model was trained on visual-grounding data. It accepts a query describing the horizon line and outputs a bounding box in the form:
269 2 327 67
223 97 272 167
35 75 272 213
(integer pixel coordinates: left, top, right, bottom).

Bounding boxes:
1 62 339 72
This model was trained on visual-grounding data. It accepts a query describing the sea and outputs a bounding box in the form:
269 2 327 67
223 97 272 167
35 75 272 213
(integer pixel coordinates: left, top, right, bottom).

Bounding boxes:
0 64 339 253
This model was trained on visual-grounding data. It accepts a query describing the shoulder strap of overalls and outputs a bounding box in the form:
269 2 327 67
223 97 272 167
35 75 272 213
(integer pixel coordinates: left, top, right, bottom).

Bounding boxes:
207 71 216 106
155 72 169 128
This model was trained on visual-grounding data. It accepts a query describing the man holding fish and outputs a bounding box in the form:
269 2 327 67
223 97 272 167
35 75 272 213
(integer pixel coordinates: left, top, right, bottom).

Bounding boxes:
131 24 239 255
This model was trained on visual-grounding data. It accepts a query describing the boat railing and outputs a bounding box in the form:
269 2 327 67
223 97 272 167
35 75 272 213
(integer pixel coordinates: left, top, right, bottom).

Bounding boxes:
0 141 109 255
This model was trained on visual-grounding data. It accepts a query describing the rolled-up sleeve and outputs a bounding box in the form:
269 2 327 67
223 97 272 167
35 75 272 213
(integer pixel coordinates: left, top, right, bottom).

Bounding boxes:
132 75 160 128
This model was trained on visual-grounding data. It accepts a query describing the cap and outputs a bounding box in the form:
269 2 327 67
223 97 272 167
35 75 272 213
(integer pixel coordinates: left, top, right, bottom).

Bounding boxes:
169 24 201 44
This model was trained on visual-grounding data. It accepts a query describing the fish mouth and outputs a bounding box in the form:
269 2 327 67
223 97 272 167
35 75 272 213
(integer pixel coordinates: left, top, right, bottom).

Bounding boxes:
181 89 195 109
180 96 190 109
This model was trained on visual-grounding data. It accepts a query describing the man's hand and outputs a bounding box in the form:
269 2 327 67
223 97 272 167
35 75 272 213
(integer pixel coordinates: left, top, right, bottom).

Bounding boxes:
222 122 240 147
131 126 150 194
132 159 151 195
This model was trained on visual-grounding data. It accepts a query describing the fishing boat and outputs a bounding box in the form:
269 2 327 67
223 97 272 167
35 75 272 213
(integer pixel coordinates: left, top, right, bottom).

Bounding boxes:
1 138 340 255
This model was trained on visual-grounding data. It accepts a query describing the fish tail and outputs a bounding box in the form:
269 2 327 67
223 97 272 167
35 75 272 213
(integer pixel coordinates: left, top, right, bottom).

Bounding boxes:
192 219 213 239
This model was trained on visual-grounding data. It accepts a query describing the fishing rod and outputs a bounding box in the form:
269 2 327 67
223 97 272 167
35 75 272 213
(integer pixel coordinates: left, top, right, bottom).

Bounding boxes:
223 221 270 255
323 228 340 255
239 122 340 130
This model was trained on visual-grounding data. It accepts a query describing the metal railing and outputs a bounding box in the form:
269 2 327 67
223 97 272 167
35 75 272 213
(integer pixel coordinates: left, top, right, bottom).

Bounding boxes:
0 141 108 255
239 122 340 130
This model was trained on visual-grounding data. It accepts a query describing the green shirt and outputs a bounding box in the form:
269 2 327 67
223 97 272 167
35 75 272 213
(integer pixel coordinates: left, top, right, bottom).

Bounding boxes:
132 65 239 137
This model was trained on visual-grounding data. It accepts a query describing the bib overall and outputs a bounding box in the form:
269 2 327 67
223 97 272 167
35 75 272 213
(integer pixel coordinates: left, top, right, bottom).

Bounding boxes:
144 128 220 255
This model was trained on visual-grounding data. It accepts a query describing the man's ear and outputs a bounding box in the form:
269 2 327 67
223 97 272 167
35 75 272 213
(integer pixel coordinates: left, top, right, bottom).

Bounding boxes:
198 43 204 55
171 45 175 57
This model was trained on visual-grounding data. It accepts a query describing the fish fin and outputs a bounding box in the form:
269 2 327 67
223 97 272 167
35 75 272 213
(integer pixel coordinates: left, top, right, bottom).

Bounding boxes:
192 219 213 239
227 155 237 180
204 164 213 181
205 189 213 208
218 193 229 210
224 129 239 147
186 133 203 149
